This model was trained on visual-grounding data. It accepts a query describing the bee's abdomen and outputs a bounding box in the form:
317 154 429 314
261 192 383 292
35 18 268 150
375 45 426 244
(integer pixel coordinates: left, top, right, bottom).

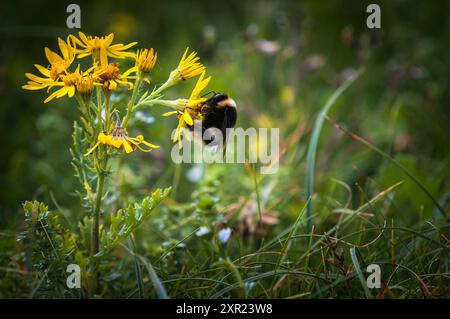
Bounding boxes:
202 105 237 145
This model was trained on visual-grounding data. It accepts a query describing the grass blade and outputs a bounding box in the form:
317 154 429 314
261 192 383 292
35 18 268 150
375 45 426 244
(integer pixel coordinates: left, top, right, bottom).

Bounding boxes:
138 256 169 299
129 236 144 299
305 71 361 231
349 246 372 299
122 243 170 299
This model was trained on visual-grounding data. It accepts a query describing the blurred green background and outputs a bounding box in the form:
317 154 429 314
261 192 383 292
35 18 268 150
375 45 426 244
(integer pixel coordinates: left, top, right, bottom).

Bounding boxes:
0 0 449 229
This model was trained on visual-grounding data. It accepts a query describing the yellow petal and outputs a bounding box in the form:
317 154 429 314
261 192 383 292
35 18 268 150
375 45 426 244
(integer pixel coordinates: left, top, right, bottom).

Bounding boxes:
122 66 138 77
173 127 180 143
98 132 109 143
78 52 91 58
68 34 84 48
45 47 62 64
78 32 90 45
108 80 117 91
84 140 102 156
190 71 211 100
183 111 193 126
104 33 114 47
68 86 75 97
140 140 159 149
22 83 46 90
26 72 49 83
120 41 138 50
109 138 122 148
100 47 108 66
163 111 178 117
134 144 153 152
44 88 64 103
58 38 69 60
122 140 134 153
130 135 160 149
34 64 51 77
179 47 189 65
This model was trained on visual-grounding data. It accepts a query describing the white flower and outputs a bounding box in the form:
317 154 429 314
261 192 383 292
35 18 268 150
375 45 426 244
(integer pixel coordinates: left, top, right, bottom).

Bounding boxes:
195 226 210 237
218 227 232 244
187 164 204 182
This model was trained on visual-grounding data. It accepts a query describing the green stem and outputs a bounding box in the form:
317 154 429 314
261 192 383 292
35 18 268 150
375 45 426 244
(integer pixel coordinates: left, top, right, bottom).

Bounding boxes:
133 99 179 112
122 75 143 129
152 78 173 97
74 94 84 109
104 93 111 131
96 87 102 131
122 75 179 128
91 88 111 256
92 171 104 256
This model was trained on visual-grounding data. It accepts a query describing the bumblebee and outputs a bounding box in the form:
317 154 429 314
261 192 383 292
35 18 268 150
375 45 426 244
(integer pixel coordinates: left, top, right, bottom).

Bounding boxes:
189 93 237 148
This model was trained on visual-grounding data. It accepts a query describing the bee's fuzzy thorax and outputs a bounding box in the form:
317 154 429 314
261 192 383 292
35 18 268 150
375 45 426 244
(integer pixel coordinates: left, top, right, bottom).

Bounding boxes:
217 97 237 108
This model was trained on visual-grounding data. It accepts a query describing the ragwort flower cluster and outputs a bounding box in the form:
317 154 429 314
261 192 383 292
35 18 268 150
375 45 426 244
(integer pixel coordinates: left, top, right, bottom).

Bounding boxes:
23 32 215 154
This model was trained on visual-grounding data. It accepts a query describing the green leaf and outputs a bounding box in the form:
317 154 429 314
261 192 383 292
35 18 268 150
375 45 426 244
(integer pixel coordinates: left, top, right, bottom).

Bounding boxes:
95 187 171 258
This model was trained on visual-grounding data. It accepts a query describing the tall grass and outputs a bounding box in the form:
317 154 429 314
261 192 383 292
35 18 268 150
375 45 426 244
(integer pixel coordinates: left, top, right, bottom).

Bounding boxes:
305 71 362 231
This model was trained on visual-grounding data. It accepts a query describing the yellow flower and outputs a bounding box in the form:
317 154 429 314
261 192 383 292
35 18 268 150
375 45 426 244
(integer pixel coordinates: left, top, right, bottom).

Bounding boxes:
84 127 159 156
162 110 192 146
43 65 102 103
169 47 205 83
95 62 136 91
75 75 96 99
135 48 157 74
69 32 137 66
22 37 75 91
163 71 211 145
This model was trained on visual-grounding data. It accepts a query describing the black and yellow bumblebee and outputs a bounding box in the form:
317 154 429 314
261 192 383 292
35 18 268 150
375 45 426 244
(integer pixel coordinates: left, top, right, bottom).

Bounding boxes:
188 92 237 149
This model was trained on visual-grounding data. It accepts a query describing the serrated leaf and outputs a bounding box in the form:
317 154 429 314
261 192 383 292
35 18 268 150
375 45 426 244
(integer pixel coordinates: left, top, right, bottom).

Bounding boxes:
95 187 171 259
